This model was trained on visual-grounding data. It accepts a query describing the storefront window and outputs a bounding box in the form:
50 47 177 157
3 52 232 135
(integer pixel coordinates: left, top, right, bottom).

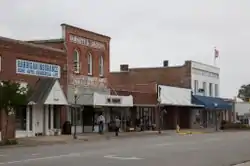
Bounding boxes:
71 108 82 125
136 107 155 130
15 106 27 130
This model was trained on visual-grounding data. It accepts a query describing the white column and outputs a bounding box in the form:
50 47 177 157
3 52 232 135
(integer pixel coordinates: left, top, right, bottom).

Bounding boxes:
51 105 54 130
44 105 49 136
32 105 36 136
26 106 30 137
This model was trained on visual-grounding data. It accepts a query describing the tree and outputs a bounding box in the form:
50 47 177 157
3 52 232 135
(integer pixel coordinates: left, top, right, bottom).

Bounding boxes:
0 81 32 142
237 84 250 102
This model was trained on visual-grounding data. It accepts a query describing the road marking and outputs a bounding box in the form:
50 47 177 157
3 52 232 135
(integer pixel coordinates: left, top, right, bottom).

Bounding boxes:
31 153 40 156
104 155 143 160
0 155 6 157
0 153 80 165
155 143 175 146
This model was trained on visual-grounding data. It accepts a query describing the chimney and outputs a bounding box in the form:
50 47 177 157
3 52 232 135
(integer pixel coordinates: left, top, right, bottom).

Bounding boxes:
163 60 169 67
120 64 129 72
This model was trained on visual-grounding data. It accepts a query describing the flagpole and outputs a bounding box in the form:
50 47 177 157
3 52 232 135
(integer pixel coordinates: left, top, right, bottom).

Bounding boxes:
213 47 218 67
213 56 216 66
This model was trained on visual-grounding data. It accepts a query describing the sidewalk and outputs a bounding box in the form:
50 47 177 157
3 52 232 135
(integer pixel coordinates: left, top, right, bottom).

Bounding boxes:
15 130 175 148
6 128 216 148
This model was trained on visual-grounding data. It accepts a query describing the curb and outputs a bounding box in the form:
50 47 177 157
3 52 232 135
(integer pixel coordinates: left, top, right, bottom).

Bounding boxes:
77 132 171 141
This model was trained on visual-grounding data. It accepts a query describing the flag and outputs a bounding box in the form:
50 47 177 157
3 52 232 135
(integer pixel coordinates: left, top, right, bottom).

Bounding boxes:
214 48 219 59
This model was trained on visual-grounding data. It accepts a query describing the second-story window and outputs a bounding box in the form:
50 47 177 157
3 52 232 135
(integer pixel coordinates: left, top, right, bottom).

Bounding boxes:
88 52 92 75
209 83 213 96
194 80 198 94
202 82 207 96
215 84 219 97
99 55 104 76
73 50 80 73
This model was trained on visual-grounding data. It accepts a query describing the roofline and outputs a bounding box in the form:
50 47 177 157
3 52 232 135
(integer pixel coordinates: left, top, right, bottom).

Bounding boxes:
0 36 65 53
114 89 156 94
26 38 64 44
110 65 184 73
129 65 184 70
187 60 220 69
61 23 111 40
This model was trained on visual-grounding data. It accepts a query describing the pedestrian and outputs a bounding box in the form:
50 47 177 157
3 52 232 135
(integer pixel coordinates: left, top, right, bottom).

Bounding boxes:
115 116 121 136
97 113 105 134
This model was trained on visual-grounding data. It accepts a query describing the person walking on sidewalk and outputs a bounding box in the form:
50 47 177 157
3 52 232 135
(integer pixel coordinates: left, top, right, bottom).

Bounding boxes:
115 116 121 136
97 113 105 134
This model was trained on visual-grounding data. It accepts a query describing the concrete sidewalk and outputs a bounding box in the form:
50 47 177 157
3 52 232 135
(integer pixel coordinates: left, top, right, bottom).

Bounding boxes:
15 130 175 147
8 128 216 148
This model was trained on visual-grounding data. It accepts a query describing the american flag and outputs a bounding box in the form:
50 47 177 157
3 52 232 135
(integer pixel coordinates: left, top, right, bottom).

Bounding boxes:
214 48 219 58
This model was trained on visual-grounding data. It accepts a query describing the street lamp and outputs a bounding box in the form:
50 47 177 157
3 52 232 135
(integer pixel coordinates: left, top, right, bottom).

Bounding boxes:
73 88 78 139
214 103 218 131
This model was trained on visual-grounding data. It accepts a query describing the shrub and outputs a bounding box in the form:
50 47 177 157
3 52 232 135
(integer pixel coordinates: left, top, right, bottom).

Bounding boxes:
0 139 18 146
223 123 250 130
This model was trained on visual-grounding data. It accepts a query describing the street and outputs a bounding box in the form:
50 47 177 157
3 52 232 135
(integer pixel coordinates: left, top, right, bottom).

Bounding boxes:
0 131 250 166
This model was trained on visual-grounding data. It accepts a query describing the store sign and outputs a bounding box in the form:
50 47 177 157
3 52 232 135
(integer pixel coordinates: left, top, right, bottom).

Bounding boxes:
71 75 108 89
69 34 105 50
16 59 61 78
106 97 121 104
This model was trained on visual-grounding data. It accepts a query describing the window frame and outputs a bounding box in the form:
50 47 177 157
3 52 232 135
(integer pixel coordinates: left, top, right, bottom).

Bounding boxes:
209 83 213 96
73 50 80 74
87 52 93 75
99 55 104 77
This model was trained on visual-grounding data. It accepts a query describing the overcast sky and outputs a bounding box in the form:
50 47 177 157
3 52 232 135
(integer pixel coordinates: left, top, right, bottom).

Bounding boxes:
0 0 249 98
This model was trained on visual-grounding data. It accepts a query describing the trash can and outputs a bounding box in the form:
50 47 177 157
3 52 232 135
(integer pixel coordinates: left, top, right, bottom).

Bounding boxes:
63 121 72 135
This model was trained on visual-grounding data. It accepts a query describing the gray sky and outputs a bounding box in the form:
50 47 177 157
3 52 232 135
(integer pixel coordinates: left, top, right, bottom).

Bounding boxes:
0 0 249 98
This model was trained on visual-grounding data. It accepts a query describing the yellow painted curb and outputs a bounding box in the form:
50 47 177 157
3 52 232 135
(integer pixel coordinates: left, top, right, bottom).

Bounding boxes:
177 131 207 135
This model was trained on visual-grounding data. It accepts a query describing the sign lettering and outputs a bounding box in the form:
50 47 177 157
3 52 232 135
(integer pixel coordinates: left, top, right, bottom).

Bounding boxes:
69 34 105 50
70 75 108 89
16 59 61 78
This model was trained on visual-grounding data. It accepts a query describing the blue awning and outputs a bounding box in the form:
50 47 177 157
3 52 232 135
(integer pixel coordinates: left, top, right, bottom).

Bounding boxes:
192 95 232 110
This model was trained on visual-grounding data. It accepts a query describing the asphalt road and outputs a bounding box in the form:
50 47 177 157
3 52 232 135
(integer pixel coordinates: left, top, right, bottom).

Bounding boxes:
0 131 250 166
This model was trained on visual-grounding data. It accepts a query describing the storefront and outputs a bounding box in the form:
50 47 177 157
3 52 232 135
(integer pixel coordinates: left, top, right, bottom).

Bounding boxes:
191 95 232 128
67 75 133 133
16 78 68 138
92 92 133 132
157 85 203 129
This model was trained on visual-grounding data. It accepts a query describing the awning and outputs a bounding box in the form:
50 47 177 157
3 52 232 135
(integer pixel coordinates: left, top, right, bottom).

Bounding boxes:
93 92 133 107
192 95 232 110
29 78 68 105
158 85 203 107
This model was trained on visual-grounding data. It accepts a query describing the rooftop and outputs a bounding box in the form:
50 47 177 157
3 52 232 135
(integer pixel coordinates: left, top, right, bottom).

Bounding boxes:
0 36 65 53
61 23 111 40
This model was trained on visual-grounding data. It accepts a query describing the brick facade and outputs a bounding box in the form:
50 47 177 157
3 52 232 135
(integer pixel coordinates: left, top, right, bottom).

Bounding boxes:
0 37 67 138
110 61 191 88
29 24 111 82
109 61 192 104
0 37 67 87
62 24 111 79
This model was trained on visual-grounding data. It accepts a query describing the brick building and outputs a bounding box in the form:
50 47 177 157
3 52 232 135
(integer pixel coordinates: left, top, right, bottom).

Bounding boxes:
109 61 201 130
29 24 133 133
0 36 68 139
109 60 232 130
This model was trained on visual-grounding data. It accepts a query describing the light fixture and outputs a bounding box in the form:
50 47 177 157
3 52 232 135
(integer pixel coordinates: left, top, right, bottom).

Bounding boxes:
74 87 78 96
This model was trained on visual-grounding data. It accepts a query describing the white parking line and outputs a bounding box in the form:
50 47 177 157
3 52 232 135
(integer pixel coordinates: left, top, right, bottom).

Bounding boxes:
104 155 143 160
155 143 175 146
